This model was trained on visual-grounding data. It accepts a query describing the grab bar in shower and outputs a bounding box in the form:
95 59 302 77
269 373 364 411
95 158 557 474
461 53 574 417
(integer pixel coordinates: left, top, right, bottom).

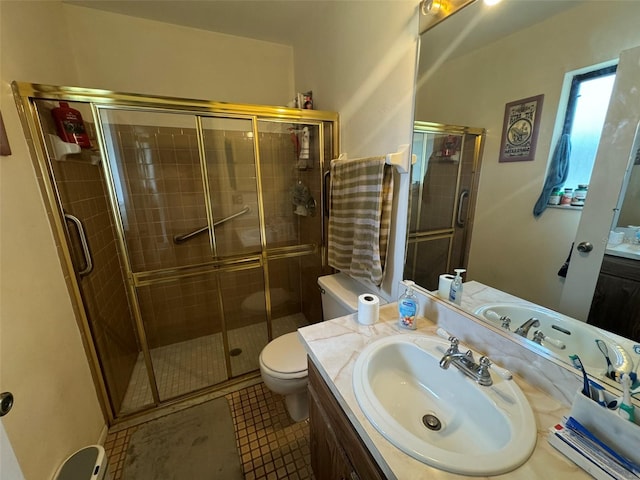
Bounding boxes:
64 213 94 276
173 205 251 244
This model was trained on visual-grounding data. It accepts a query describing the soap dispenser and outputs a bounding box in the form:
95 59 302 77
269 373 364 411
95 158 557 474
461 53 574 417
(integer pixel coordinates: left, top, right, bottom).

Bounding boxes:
398 280 418 330
448 269 466 305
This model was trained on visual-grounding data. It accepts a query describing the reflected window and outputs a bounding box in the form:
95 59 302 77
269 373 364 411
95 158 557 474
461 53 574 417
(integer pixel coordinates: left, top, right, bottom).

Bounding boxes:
561 65 617 189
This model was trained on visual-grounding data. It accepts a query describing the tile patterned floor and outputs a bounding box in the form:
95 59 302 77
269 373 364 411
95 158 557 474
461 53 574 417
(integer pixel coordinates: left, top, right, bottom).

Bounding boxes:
105 380 314 479
227 383 314 480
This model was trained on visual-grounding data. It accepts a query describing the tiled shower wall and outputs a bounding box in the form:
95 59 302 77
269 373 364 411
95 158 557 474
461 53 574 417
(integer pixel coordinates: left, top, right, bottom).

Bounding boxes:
106 123 322 348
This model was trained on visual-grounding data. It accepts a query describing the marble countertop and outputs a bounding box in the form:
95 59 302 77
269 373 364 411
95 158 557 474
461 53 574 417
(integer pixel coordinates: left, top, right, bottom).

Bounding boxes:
605 242 640 261
299 302 591 479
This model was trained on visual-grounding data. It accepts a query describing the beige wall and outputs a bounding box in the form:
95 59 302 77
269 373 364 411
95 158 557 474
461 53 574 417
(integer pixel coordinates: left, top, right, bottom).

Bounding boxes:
293 1 419 299
416 1 640 310
63 4 295 105
0 1 419 478
618 165 640 228
0 2 105 479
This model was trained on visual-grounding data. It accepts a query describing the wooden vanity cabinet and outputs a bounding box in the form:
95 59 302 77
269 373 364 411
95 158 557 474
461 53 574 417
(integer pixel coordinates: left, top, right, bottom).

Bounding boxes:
588 254 640 342
308 358 386 480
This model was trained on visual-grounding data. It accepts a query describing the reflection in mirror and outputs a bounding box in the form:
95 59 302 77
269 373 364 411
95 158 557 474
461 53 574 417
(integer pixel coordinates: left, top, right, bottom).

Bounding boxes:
404 122 484 291
409 0 640 388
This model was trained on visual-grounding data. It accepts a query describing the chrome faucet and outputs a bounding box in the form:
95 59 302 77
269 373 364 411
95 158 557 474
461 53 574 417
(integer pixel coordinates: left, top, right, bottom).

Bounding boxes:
514 317 540 337
439 336 493 386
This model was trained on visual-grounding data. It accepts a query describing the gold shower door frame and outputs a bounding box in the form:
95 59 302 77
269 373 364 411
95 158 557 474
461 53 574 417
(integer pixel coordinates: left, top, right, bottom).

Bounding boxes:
12 81 339 425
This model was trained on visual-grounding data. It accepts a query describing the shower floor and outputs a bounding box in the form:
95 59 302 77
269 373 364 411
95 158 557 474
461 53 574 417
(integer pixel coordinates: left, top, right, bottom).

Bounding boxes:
120 313 309 414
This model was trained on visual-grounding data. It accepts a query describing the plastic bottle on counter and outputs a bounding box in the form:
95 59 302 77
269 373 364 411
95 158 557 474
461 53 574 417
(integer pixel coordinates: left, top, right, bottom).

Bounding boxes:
448 269 465 306
398 280 418 330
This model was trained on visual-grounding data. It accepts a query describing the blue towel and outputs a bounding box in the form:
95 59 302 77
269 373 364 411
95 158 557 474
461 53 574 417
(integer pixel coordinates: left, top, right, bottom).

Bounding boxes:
533 134 571 217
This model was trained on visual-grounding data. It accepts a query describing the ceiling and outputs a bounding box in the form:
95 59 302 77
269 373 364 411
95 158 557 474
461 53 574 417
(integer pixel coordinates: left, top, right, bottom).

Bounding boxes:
64 0 331 46
65 0 583 54
419 0 582 66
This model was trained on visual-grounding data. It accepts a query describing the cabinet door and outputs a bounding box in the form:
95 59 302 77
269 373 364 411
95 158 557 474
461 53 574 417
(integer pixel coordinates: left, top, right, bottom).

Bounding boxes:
308 359 386 480
309 384 356 480
588 256 640 341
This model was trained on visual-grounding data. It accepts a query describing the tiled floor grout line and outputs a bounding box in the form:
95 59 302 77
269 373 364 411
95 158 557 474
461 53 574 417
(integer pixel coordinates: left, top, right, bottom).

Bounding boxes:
105 382 314 480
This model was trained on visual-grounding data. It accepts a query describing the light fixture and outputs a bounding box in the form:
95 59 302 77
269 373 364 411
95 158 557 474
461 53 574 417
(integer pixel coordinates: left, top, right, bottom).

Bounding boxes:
419 0 477 33
484 0 502 5
421 0 437 15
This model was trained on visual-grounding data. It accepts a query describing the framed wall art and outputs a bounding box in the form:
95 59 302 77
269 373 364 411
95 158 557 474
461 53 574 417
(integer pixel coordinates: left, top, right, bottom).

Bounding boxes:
499 94 544 163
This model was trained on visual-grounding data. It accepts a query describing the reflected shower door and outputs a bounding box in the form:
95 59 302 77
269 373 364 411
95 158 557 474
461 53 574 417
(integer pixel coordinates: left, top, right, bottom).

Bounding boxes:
405 126 483 291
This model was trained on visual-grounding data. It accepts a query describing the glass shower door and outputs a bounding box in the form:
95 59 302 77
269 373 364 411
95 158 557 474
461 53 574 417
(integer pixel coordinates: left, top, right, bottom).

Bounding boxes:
256 120 327 334
99 108 264 405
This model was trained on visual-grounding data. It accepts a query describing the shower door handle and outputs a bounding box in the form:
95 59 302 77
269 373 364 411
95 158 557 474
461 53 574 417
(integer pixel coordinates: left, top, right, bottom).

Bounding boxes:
64 213 93 276
456 189 469 228
323 170 331 218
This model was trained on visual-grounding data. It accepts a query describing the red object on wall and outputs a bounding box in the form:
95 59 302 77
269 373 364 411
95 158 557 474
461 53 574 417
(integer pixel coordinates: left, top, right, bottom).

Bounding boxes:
51 102 92 149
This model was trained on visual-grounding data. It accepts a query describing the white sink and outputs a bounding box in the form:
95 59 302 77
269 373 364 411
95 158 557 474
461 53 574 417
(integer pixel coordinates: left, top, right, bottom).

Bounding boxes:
352 334 536 476
474 303 633 377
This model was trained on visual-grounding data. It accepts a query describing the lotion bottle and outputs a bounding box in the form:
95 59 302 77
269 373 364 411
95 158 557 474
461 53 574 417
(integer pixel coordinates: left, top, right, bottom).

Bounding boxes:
398 280 418 330
448 269 466 305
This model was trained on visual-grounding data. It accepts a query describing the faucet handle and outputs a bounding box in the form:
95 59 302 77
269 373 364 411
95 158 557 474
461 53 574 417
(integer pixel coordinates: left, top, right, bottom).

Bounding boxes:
436 328 460 353
479 356 513 380
436 327 455 341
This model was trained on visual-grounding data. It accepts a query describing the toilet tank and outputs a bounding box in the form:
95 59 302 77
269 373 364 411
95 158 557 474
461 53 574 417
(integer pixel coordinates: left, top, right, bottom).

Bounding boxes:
318 273 388 320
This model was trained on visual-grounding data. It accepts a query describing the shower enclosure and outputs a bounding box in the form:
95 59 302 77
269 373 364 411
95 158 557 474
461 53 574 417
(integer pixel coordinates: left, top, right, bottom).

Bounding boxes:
404 121 485 291
13 83 338 423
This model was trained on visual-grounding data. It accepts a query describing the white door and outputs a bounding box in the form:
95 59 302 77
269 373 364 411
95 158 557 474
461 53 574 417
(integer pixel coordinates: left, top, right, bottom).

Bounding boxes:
1 420 24 480
559 45 640 320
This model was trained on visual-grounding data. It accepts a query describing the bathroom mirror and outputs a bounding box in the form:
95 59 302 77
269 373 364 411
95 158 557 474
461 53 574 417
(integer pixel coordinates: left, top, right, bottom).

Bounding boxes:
410 0 640 386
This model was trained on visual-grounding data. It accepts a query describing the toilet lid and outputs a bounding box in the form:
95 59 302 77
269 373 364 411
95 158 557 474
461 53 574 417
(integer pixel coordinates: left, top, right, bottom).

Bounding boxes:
261 332 307 374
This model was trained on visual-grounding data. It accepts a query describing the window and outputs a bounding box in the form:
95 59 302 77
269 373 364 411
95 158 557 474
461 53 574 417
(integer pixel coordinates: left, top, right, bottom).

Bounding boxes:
561 65 617 189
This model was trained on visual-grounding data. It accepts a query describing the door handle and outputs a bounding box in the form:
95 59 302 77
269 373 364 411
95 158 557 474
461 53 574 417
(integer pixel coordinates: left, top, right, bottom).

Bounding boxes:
0 392 14 417
456 189 469 228
577 241 593 253
64 213 94 276
323 170 331 218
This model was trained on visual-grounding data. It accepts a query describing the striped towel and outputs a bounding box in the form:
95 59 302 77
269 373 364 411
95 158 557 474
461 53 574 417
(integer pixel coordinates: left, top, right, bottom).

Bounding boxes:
328 156 394 286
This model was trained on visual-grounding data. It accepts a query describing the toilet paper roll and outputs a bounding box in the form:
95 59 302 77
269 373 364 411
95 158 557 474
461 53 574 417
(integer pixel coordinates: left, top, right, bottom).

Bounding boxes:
358 293 380 325
438 274 456 299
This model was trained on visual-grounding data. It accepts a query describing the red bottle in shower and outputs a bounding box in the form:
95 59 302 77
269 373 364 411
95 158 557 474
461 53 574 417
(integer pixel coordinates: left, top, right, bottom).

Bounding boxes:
51 102 92 149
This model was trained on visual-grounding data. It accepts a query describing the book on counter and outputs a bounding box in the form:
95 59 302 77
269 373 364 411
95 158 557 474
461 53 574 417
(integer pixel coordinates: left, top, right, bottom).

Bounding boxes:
547 417 640 480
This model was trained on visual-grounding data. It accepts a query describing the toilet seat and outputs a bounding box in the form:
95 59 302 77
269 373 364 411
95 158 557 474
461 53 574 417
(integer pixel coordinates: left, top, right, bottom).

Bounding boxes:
259 332 307 379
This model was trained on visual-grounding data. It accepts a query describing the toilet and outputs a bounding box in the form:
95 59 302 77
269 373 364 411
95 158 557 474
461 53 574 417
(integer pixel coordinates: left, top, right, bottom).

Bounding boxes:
258 272 387 421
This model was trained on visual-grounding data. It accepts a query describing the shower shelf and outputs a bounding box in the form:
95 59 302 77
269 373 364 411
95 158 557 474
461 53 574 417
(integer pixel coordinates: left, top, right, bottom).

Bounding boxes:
46 134 101 165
